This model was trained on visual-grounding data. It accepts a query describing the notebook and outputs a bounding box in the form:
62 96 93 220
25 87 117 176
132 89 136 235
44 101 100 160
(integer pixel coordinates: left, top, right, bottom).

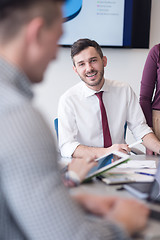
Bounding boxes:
123 159 160 221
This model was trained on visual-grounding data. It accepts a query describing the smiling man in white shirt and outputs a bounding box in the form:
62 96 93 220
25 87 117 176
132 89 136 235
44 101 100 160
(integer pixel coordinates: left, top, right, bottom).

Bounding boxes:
58 38 160 159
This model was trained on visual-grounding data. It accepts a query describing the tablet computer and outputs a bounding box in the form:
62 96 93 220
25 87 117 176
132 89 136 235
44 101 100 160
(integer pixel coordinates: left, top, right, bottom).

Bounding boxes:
84 151 130 182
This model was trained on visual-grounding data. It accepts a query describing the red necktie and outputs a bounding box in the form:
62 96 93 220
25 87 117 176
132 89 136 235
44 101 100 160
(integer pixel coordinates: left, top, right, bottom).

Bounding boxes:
95 91 112 148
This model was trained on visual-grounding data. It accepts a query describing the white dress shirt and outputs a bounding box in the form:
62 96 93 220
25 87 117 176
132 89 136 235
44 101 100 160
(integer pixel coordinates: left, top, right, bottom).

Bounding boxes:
58 79 152 158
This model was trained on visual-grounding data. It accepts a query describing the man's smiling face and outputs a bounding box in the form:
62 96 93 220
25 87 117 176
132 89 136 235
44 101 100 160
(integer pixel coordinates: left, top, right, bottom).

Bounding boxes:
73 46 107 91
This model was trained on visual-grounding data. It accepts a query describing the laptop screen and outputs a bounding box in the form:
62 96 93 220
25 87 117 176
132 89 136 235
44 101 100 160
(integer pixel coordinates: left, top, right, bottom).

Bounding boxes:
149 160 160 202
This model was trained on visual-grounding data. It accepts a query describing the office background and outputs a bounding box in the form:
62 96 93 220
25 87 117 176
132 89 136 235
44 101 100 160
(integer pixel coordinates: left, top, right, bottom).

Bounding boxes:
33 0 160 152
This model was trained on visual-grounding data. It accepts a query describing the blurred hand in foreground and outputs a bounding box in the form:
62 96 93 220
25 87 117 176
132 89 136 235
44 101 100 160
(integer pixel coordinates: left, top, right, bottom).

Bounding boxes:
68 157 97 182
73 193 149 235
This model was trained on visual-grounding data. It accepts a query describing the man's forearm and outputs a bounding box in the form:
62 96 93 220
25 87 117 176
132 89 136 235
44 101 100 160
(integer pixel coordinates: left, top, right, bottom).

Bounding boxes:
142 132 160 154
72 143 130 159
72 145 108 159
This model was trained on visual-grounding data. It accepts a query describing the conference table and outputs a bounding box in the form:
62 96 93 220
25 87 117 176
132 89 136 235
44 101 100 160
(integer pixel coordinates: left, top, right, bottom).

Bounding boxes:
70 155 160 240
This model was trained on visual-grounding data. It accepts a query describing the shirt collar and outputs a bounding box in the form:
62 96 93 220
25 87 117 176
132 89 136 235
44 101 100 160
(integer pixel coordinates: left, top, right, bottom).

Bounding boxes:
82 79 109 98
0 57 33 99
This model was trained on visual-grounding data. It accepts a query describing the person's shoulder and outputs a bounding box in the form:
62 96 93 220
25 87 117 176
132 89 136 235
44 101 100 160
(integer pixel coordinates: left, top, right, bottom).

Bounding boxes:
151 43 160 51
60 82 83 99
105 79 133 96
106 79 130 89
148 43 160 57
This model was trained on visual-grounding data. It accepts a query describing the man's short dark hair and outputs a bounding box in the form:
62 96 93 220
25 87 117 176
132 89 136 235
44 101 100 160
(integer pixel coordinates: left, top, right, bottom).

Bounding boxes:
0 0 65 11
0 0 65 42
71 38 103 65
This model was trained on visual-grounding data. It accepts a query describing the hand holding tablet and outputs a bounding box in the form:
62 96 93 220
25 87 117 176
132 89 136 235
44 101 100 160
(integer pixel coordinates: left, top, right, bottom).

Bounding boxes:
84 151 130 182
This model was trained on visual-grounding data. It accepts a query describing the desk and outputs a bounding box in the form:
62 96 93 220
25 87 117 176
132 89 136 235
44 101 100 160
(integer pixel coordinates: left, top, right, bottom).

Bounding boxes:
71 155 160 240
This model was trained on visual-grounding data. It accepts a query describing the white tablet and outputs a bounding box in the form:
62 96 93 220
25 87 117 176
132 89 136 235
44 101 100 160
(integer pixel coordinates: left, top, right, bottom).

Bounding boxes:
84 151 130 182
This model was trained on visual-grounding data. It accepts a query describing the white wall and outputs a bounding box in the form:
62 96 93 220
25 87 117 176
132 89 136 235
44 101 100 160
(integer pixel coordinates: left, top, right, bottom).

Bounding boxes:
33 0 160 151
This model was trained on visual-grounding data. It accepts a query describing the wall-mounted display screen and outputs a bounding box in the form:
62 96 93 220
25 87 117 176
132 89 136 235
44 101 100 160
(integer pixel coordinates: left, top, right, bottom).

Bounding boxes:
59 0 152 48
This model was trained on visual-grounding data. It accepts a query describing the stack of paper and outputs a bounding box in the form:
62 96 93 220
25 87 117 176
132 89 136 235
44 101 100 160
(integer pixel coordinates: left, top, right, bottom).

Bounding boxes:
117 160 156 169
101 160 156 184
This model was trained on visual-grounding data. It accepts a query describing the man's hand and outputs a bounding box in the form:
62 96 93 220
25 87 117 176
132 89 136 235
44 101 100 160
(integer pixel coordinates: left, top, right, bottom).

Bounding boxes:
72 193 149 235
146 148 154 155
72 193 118 216
68 157 97 182
107 198 149 235
108 144 131 155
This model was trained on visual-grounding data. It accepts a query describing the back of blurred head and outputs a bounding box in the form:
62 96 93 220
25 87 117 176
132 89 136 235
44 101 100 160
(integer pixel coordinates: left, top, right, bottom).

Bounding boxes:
0 0 65 82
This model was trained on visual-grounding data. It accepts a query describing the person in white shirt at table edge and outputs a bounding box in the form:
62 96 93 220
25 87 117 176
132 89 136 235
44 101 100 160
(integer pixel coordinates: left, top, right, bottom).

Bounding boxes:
58 38 160 159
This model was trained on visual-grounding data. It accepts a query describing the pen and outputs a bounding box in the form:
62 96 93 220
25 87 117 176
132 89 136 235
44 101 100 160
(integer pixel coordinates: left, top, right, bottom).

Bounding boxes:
128 139 143 148
135 171 155 177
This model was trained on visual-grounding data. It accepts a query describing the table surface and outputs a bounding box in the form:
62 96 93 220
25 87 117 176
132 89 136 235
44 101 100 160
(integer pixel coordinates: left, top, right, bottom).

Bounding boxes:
71 155 160 240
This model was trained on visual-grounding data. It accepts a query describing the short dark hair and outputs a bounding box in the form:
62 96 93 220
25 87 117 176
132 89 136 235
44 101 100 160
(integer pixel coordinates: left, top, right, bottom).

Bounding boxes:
0 0 65 10
0 0 65 41
71 38 103 65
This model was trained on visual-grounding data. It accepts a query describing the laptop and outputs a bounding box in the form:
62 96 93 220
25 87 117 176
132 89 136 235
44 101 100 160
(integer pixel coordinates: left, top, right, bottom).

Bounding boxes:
123 159 160 221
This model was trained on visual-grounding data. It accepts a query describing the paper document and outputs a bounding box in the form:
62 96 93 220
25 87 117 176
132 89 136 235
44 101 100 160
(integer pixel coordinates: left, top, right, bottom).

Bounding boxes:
117 160 156 169
102 171 155 183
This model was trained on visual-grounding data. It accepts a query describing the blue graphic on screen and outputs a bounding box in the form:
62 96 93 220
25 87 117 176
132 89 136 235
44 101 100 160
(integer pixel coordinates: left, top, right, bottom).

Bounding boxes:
62 0 82 22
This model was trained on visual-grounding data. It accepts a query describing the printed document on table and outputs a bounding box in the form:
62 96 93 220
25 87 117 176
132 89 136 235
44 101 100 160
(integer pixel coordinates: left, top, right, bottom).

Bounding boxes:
117 160 156 169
